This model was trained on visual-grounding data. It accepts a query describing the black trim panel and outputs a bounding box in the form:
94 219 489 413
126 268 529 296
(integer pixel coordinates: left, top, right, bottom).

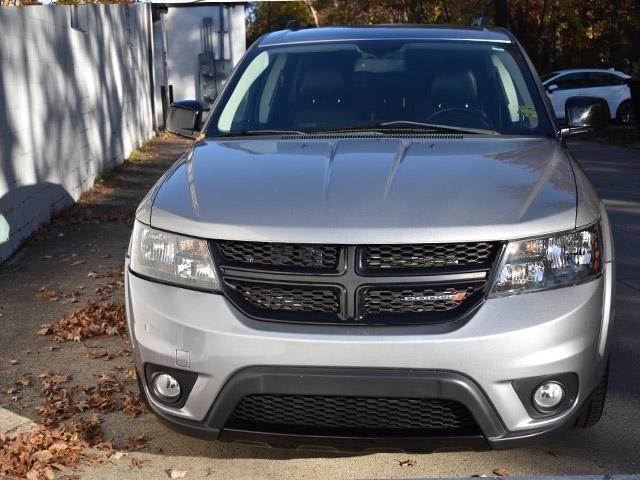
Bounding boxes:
202 368 505 438
139 366 591 452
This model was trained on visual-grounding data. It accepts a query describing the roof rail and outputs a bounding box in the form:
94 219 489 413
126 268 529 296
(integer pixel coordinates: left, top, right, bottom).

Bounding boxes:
471 16 489 28
286 19 311 31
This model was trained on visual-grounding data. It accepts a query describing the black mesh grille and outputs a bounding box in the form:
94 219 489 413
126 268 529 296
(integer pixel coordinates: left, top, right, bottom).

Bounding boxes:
217 241 339 270
363 285 479 316
234 282 340 314
228 394 479 434
364 243 498 270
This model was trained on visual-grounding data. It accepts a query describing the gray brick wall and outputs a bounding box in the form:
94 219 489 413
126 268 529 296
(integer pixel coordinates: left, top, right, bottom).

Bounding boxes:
0 4 154 262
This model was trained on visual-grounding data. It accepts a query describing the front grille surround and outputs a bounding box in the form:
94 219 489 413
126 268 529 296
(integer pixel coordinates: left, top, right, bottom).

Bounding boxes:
227 394 480 436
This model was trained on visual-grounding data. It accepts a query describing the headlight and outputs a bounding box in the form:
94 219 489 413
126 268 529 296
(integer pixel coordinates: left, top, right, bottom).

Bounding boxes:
490 223 602 296
130 221 220 291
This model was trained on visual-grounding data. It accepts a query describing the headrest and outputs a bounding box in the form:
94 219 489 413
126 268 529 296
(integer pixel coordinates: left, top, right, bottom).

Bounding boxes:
431 70 478 99
299 64 346 97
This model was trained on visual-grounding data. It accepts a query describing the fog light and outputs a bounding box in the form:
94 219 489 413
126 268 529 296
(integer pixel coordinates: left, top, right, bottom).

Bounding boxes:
152 373 181 402
532 381 565 412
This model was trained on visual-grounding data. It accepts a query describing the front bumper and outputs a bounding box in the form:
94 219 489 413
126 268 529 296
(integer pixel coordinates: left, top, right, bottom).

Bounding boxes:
125 261 614 450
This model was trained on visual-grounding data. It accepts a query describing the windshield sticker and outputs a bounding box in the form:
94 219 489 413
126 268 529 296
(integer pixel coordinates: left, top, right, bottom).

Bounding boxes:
519 105 538 118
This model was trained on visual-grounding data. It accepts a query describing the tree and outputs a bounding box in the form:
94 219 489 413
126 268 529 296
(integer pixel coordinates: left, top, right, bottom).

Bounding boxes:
245 0 639 74
246 1 313 46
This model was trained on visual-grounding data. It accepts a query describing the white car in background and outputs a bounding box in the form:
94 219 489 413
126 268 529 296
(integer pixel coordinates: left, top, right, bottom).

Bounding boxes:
542 68 632 124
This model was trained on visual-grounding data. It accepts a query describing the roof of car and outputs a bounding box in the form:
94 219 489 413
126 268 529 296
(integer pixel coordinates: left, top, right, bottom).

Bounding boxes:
545 68 630 78
258 25 513 47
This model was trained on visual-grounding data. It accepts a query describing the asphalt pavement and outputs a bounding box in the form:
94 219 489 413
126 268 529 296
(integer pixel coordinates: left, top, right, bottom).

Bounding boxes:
0 137 638 479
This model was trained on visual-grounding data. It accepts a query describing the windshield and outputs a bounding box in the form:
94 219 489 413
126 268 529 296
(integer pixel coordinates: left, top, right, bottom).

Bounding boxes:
206 39 554 137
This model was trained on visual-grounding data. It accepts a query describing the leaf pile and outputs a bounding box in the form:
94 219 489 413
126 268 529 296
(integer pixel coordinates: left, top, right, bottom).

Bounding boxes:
0 415 106 480
37 302 126 342
34 372 143 427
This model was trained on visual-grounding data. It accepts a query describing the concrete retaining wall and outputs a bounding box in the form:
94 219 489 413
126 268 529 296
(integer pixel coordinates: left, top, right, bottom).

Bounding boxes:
0 4 154 262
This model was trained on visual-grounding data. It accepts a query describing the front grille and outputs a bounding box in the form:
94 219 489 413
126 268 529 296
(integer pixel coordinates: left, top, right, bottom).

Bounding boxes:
217 241 339 271
228 394 479 435
233 282 340 314
363 285 478 316
364 242 498 271
217 241 500 326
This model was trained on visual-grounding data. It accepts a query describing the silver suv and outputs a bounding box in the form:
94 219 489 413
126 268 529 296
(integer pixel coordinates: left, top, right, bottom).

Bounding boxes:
125 25 615 452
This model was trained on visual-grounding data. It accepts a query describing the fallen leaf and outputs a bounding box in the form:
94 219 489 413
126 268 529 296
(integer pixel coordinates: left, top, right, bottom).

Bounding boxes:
70 260 86 266
168 469 188 479
8 359 20 365
493 468 510 477
26 469 40 480
126 434 147 451
111 451 128 460
86 350 113 360
131 458 152 469
398 459 417 467
16 376 33 387
32 449 53 462
122 392 146 418
545 450 562 458
38 324 53 336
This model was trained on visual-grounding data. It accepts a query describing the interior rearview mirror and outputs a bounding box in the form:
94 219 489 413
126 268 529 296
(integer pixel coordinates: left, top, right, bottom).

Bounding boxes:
561 96 610 137
166 100 204 138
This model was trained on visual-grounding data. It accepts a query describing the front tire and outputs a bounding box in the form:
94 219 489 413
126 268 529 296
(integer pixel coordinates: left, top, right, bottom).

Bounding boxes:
573 361 609 428
616 100 634 125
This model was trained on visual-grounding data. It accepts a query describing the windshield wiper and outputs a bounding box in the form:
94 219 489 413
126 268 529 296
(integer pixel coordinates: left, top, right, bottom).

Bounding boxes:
219 129 308 137
314 121 498 135
380 121 498 135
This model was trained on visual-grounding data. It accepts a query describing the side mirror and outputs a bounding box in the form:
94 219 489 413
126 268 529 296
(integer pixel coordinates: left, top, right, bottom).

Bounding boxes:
166 100 204 138
561 96 610 137
546 84 558 93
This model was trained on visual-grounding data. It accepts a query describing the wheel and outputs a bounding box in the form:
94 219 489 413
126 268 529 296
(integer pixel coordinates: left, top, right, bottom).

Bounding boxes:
616 100 634 125
573 361 609 428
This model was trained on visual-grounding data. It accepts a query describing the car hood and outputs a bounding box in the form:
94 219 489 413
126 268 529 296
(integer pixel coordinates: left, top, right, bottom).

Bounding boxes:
149 137 577 243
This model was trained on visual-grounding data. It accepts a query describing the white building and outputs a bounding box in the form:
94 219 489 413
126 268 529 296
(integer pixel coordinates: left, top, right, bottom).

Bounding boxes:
152 2 247 126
